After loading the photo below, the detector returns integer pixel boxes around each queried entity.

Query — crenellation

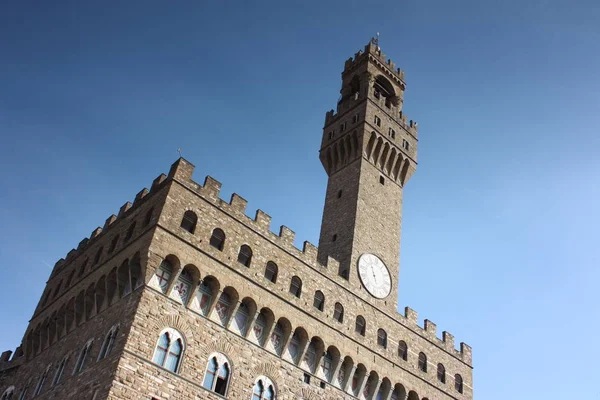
[424,319,437,338]
[77,238,89,250]
[404,307,418,326]
[253,209,272,232]
[278,225,295,245]
[325,255,339,272]
[460,342,472,364]
[90,226,103,239]
[66,249,78,261]
[103,214,117,230]
[168,157,195,181]
[301,241,319,265]
[150,173,167,192]
[442,331,455,352]
[200,176,222,202]
[0,351,11,363]
[134,188,149,204]
[118,201,132,216]
[228,193,248,215]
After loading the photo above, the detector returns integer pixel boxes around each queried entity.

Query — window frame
[152,328,185,374]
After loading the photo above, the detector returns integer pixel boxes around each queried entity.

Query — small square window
[320,381,326,389]
[303,373,311,384]
[332,234,337,242]
[337,190,342,199]
[380,176,385,185]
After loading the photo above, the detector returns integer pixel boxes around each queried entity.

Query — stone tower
[0,41,472,400]
[317,39,419,313]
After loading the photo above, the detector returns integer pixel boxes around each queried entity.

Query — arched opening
[213,287,238,326]
[437,363,446,383]
[152,328,184,373]
[237,245,252,267]
[117,260,132,298]
[192,275,220,316]
[202,353,231,396]
[351,364,367,396]
[289,276,302,298]
[210,228,226,251]
[321,346,340,383]
[313,290,325,311]
[287,327,308,365]
[180,210,197,233]
[95,276,107,312]
[253,308,275,347]
[337,356,354,389]
[355,315,366,336]
[231,297,257,337]
[106,267,118,305]
[391,384,407,400]
[398,340,408,361]
[333,302,344,323]
[455,374,464,393]
[264,261,278,283]
[377,328,387,349]
[418,352,428,372]
[84,283,96,320]
[75,291,85,325]
[171,264,199,306]
[130,253,143,289]
[373,75,397,108]
[269,317,291,356]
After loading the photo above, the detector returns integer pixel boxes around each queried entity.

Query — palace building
[0,41,473,400]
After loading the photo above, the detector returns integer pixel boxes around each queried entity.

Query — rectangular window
[303,373,311,384]
[340,122,347,132]
[380,176,385,185]
[402,139,410,150]
[352,114,359,124]
[328,131,334,140]
[389,128,395,139]
[374,116,381,127]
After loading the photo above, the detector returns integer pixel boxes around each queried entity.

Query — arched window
[455,374,463,393]
[108,235,119,253]
[418,352,427,372]
[437,363,446,383]
[289,276,302,298]
[355,315,366,336]
[398,340,408,361]
[377,329,387,348]
[313,291,325,311]
[1,387,14,400]
[154,260,173,294]
[98,326,119,360]
[73,341,92,375]
[152,329,184,373]
[180,210,197,233]
[251,376,276,400]
[215,292,233,325]
[17,380,30,400]
[237,245,252,267]
[93,247,103,265]
[264,262,278,283]
[52,356,68,385]
[144,207,154,226]
[210,228,226,250]
[124,221,136,242]
[77,260,88,278]
[320,351,333,381]
[202,353,231,396]
[333,302,344,323]
[65,270,75,288]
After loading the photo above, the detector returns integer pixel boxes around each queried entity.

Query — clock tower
[317,40,418,312]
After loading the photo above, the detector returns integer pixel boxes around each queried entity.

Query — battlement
[343,42,406,84]
[0,346,24,373]
[40,158,469,365]
[168,158,470,364]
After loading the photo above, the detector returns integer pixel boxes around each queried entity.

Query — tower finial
[177,148,182,158]
[371,32,380,46]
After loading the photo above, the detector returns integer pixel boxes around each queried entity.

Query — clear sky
[1,1,599,398]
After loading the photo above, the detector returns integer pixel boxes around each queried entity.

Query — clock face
[357,253,392,299]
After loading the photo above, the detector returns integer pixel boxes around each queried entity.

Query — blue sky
[1,1,599,398]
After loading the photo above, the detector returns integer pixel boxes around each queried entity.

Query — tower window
[265,261,278,283]
[355,316,366,336]
[210,228,226,251]
[237,245,252,267]
[144,207,154,226]
[374,116,381,127]
[340,122,347,132]
[377,329,387,348]
[352,113,359,124]
[152,329,184,373]
[333,302,344,323]
[73,341,93,375]
[303,373,311,384]
[455,374,464,393]
[339,268,349,280]
[202,354,231,396]
[402,139,410,151]
[380,176,385,185]
[108,235,119,254]
[332,234,337,242]
[289,276,302,298]
[418,352,428,372]
[124,221,136,242]
[313,290,325,311]
[388,128,396,139]
[398,340,408,361]
[180,210,197,233]
[328,131,334,140]
[337,190,342,198]
[437,363,446,383]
